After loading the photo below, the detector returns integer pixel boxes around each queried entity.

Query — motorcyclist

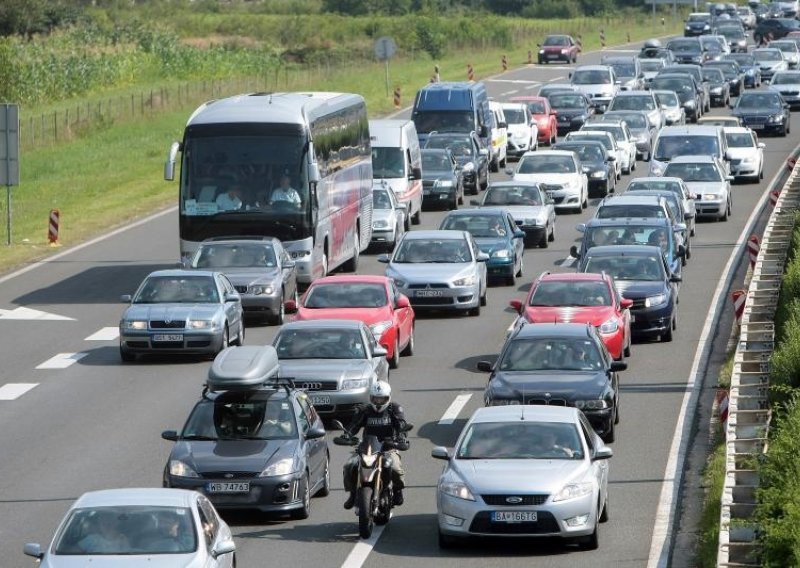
[341,381,409,510]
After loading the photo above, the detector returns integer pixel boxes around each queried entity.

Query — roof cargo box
[207,346,280,391]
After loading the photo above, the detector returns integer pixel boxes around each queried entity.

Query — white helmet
[369,381,391,413]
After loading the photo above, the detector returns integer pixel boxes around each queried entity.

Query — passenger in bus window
[216,185,243,211]
[270,174,301,206]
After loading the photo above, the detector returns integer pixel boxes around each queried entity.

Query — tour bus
[411,81,494,150]
[165,92,373,286]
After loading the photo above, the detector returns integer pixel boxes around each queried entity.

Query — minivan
[369,119,423,227]
[411,81,494,151]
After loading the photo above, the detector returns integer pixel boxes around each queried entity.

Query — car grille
[234,285,249,294]
[482,494,549,506]
[201,471,259,479]
[781,90,800,96]
[408,283,449,289]
[630,298,647,310]
[540,184,563,192]
[729,158,742,166]
[294,381,339,391]
[150,320,186,329]
[422,180,436,190]
[524,398,569,406]
[469,511,560,534]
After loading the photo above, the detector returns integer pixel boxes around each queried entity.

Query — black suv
[424,131,489,194]
[478,322,626,442]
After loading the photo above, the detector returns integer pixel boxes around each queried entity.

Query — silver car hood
[574,84,616,98]
[40,555,205,568]
[453,458,589,494]
[683,181,728,193]
[495,205,549,219]
[508,124,531,138]
[278,359,373,380]
[387,262,474,283]
[221,267,281,286]
[770,83,800,92]
[727,147,759,160]
[123,304,220,321]
[513,172,578,185]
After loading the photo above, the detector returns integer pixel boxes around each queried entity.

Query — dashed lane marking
[0,307,74,321]
[85,327,119,341]
[560,255,576,268]
[0,383,39,400]
[439,394,473,425]
[340,525,385,568]
[36,352,88,370]
[505,89,519,95]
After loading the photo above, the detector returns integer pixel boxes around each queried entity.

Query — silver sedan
[433,405,612,550]
[119,269,244,361]
[470,181,556,248]
[371,182,407,251]
[379,230,488,316]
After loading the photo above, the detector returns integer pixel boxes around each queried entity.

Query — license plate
[309,395,331,406]
[152,334,183,342]
[206,482,249,494]
[423,190,431,195]
[546,54,559,58]
[416,290,444,297]
[491,511,538,523]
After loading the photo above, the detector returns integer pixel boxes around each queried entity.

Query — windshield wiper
[180,434,218,441]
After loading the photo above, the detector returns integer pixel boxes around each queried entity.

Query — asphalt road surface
[0,38,794,568]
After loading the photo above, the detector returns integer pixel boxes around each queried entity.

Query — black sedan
[421,148,464,210]
[730,91,791,136]
[650,74,703,122]
[703,60,745,96]
[479,322,625,443]
[577,245,681,342]
[702,67,731,106]
[425,132,489,194]
[553,140,616,197]
[546,91,595,135]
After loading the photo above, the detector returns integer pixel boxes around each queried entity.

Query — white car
[489,100,509,172]
[663,155,732,221]
[767,70,800,109]
[501,102,538,158]
[24,488,236,567]
[768,40,800,69]
[564,130,623,179]
[607,91,664,131]
[753,48,789,82]
[569,65,619,112]
[510,150,588,212]
[579,121,637,174]
[724,127,765,183]
[652,90,685,126]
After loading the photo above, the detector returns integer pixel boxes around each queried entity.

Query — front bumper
[517,224,547,244]
[729,159,759,177]
[486,257,516,279]
[545,187,583,210]
[776,91,800,108]
[166,471,306,513]
[556,117,586,135]
[399,283,481,312]
[238,292,283,316]
[628,303,673,337]
[371,227,398,246]
[695,197,728,218]
[507,138,533,156]
[422,187,457,207]
[120,330,224,355]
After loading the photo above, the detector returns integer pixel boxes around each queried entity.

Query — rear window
[654,135,720,162]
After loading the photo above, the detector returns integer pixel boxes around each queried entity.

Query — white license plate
[152,334,183,342]
[546,54,559,58]
[309,395,331,406]
[206,482,249,494]
[491,511,538,523]
[416,290,444,297]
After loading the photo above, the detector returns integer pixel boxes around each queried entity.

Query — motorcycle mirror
[331,419,346,431]
[401,423,414,433]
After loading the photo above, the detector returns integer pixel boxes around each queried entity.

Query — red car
[509,272,632,360]
[288,275,414,369]
[510,95,557,146]
[538,34,580,64]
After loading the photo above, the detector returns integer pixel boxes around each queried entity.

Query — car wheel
[317,453,331,497]
[343,232,360,272]
[480,285,487,306]
[600,496,610,522]
[233,319,245,346]
[439,530,459,549]
[579,523,599,550]
[490,156,499,173]
[219,325,230,353]
[389,337,400,369]
[120,345,136,363]
[516,256,524,277]
[291,472,311,520]
[582,189,589,209]
[267,294,285,326]
[401,324,415,356]
[448,193,458,210]
[507,268,517,287]
[602,420,615,444]
[539,230,549,248]
[624,340,631,359]
[662,316,674,342]
[548,222,556,242]
[630,158,636,172]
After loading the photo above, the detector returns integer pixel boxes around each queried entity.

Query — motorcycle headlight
[645,293,668,308]
[188,319,214,329]
[552,481,594,502]
[439,479,476,501]
[598,318,619,333]
[575,399,611,410]
[124,320,147,330]
[462,162,475,172]
[361,454,378,468]
[250,285,274,296]
[491,249,512,258]
[260,457,299,477]
[453,275,476,286]
[369,320,393,338]
[342,378,369,390]
[169,460,200,478]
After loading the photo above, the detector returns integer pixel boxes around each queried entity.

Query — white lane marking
[548,76,565,82]
[505,89,519,95]
[487,79,541,84]
[525,84,538,90]
[36,352,88,370]
[0,207,176,286]
[0,307,74,321]
[0,383,39,400]
[85,327,119,341]
[560,255,576,268]
[340,525,385,568]
[439,394,473,425]
[646,152,790,568]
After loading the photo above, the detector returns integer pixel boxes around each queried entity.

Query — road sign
[0,104,19,187]
[373,37,397,62]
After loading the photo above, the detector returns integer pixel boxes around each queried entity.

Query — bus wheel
[343,232,360,272]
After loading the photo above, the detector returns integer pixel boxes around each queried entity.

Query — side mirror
[396,202,408,211]
[164,141,181,181]
[610,361,628,372]
[477,360,493,372]
[224,292,240,303]
[674,223,687,233]
[305,425,327,439]
[470,199,481,205]
[373,345,388,358]
[396,294,411,309]
[726,175,734,181]
[505,167,514,176]
[285,299,298,313]
[509,299,524,314]
[670,274,683,283]
[431,446,451,461]
[477,252,490,262]
[758,142,766,149]
[377,254,391,263]
[569,245,580,258]
[684,211,693,220]
[678,244,687,257]
[607,155,616,161]
[479,148,489,157]
[120,294,132,303]
[576,223,586,233]
[283,259,296,269]
[161,430,179,441]
[593,446,614,461]
[410,166,422,180]
[621,297,633,309]
[210,539,236,560]
[513,230,526,239]
[499,121,508,129]
[23,544,43,560]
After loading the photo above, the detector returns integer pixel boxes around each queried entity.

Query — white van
[369,119,423,228]
[488,101,509,172]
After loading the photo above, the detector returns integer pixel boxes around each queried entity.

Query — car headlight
[746,69,755,76]
[645,293,668,308]
[561,48,569,54]
[169,460,199,478]
[392,278,407,288]
[369,320,393,338]
[710,87,723,94]
[768,114,785,123]
[703,24,710,30]
[575,399,611,410]
[539,49,545,54]
[439,479,476,501]
[342,378,369,390]
[598,318,619,333]
[590,170,606,179]
[491,249,512,258]
[703,193,720,200]
[250,285,274,296]
[289,250,311,259]
[373,220,389,229]
[582,165,591,173]
[260,456,299,477]
[650,162,666,176]
[552,481,594,502]
[124,320,147,330]
[188,319,214,329]
[683,99,696,108]
[453,275,476,286]
[462,162,475,172]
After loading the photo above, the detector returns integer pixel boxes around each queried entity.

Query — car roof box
[207,346,280,391]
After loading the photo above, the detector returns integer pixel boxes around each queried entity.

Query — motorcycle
[332,420,412,539]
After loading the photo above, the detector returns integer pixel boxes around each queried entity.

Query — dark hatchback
[547,91,595,135]
[162,379,329,518]
[577,245,681,342]
[421,148,464,210]
[730,91,791,136]
[479,322,626,443]
[553,140,616,197]
[724,53,762,88]
[703,60,745,96]
[425,132,489,194]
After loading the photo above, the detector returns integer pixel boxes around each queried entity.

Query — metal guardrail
[716,166,800,567]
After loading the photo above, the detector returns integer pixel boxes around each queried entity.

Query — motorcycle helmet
[369,380,391,413]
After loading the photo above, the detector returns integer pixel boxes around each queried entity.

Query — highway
[0,39,795,567]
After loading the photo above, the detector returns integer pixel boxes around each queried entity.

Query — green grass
[0,15,682,271]
[696,442,728,568]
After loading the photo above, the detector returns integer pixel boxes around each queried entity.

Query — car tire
[516,256,524,277]
[579,523,599,550]
[490,157,499,173]
[480,286,487,306]
[343,232,360,272]
[267,294,285,326]
[233,319,245,346]
[120,345,136,363]
[600,497,610,522]
[219,325,230,353]
[602,420,615,444]
[624,341,631,359]
[507,269,517,287]
[401,324,415,356]
[389,337,400,369]
[662,317,675,343]
[539,230,549,248]
[412,207,422,225]
[548,222,556,242]
[317,454,331,497]
[469,304,481,317]
[291,473,311,520]
[448,193,458,211]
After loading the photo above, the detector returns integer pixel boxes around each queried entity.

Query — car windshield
[585,225,672,250]
[609,63,636,77]
[652,77,693,93]
[441,214,508,238]
[707,63,737,77]
[654,135,720,162]
[770,72,800,84]
[192,243,276,269]
[183,396,298,440]
[275,327,367,359]
[498,337,605,372]
[737,93,783,110]
[688,14,709,22]
[597,204,666,219]
[641,60,665,72]
[544,36,570,46]
[727,54,754,66]
[664,162,723,181]
[503,108,527,124]
[422,152,451,171]
[584,254,665,281]
[304,282,387,308]
[725,132,755,148]
[524,101,547,114]
[586,124,624,139]
[54,506,197,555]
[549,94,585,108]
[373,189,393,210]
[133,275,219,304]
[720,28,745,39]
[611,96,655,111]
[628,180,683,195]
[558,144,602,163]
[529,280,612,307]
[753,50,782,62]
[393,238,472,263]
[566,133,613,150]
[702,69,725,82]
[571,70,612,84]
[608,113,648,128]
[772,42,797,53]
[413,110,473,133]
[668,41,701,53]
[517,155,575,174]
[457,421,584,460]
[654,92,679,107]
[483,185,543,206]
[372,147,405,179]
